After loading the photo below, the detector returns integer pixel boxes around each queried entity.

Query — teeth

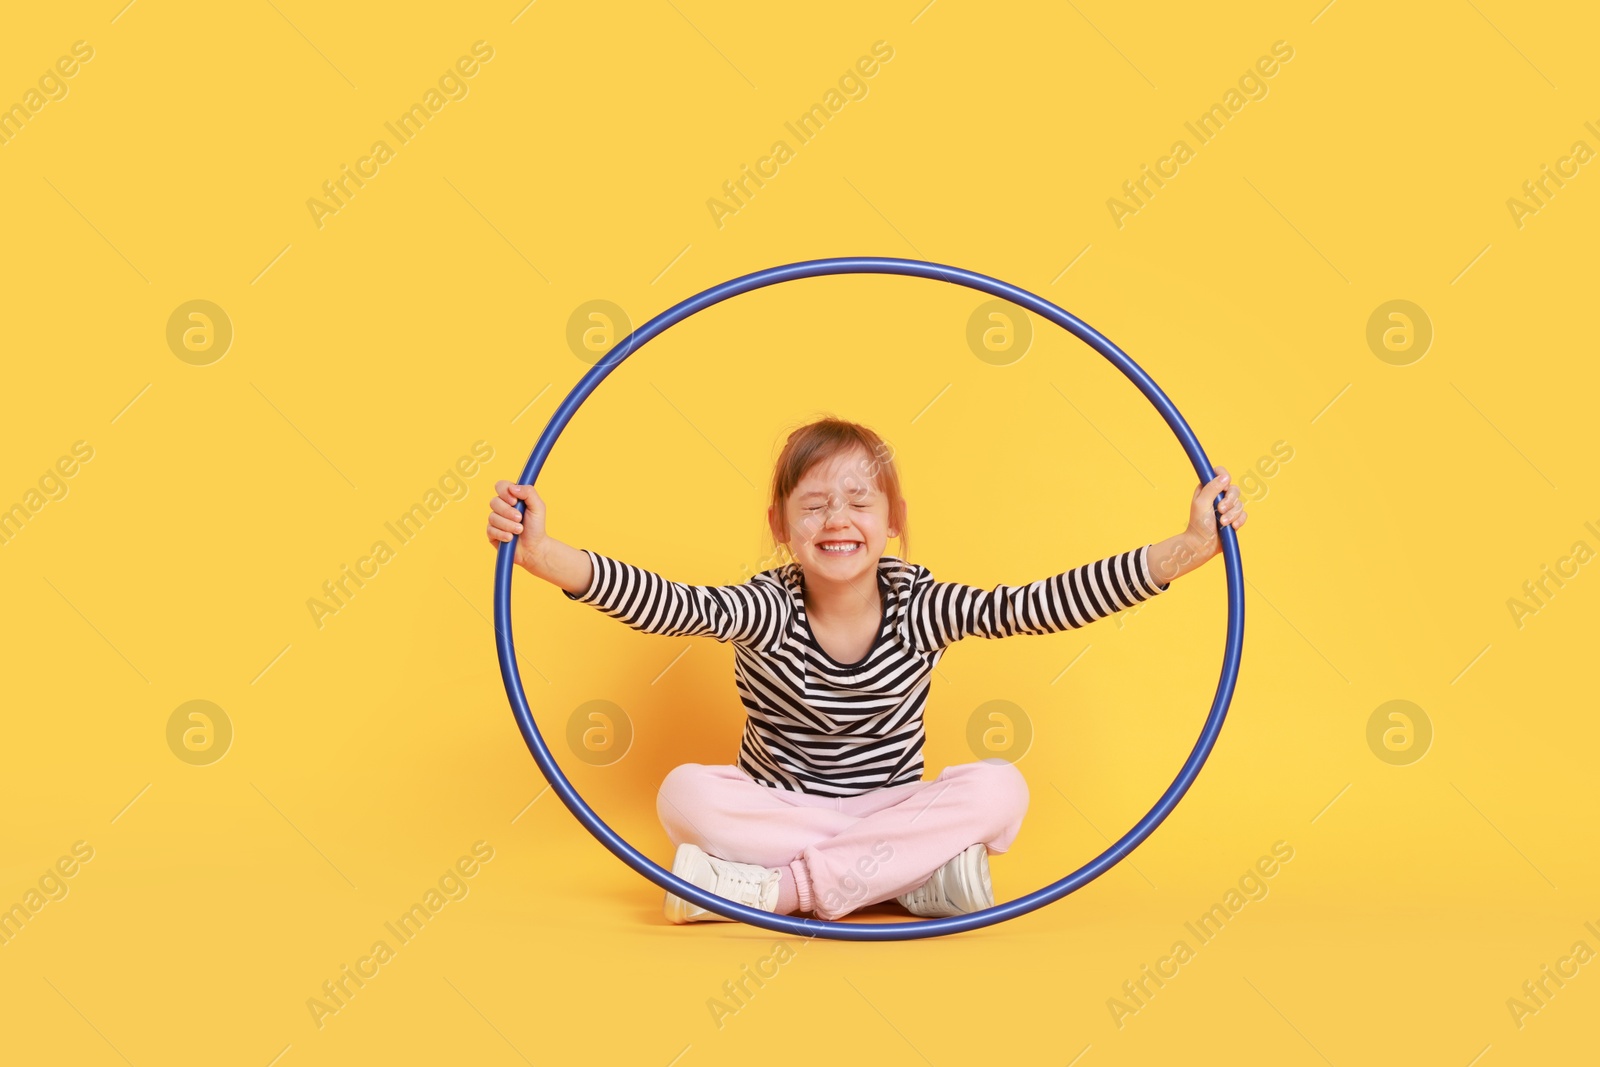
[820,542,860,553]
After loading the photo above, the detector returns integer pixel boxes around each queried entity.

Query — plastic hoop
[494,256,1244,941]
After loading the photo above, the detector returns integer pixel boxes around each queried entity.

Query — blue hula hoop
[494,256,1244,941]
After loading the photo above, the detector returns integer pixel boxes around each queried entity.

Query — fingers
[489,479,533,549]
[488,512,523,536]
[487,518,513,545]
[1194,467,1248,531]
[1217,491,1246,529]
[494,480,537,504]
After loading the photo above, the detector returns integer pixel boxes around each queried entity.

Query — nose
[821,500,853,528]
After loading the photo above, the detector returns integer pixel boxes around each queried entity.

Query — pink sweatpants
[656,760,1029,921]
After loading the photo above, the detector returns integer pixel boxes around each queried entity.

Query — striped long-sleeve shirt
[563,546,1172,797]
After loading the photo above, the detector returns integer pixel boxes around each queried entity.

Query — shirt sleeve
[561,547,789,647]
[906,544,1172,651]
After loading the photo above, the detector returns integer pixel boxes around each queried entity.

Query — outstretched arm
[555,546,787,645]
[486,480,785,645]
[487,480,591,589]
[905,468,1248,651]
[907,543,1173,650]
[528,534,594,596]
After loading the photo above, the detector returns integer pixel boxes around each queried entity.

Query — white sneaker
[663,843,783,924]
[896,843,993,917]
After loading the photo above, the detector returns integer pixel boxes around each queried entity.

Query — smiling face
[769,446,901,584]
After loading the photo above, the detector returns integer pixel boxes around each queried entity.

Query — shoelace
[713,862,772,898]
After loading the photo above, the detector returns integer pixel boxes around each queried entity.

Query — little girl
[486,416,1245,923]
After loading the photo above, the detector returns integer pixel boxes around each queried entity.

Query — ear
[890,496,906,539]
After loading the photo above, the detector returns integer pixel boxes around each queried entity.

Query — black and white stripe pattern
[564,545,1171,796]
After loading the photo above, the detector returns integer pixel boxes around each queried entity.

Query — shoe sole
[663,842,718,924]
[901,844,993,917]
[966,844,994,910]
[941,843,994,915]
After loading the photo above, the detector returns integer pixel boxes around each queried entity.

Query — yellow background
[2,1,1595,1063]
